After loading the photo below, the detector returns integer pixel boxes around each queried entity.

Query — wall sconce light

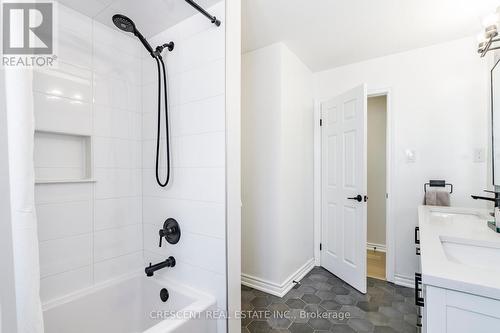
[478,7,500,57]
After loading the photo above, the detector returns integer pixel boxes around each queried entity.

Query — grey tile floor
[241,267,417,333]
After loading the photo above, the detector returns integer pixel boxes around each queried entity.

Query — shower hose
[154,56,170,187]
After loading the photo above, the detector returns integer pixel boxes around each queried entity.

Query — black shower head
[112,14,135,33]
[112,14,155,57]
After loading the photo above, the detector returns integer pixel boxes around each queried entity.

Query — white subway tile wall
[34,5,143,303]
[33,4,227,333]
[141,3,226,333]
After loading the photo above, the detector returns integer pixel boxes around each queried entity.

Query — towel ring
[424,180,453,194]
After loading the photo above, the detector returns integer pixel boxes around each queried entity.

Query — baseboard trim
[241,258,315,297]
[394,274,414,288]
[366,242,386,253]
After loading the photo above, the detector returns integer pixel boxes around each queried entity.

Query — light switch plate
[405,149,416,163]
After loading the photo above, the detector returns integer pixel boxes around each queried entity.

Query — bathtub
[43,273,217,333]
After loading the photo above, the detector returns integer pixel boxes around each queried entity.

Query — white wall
[280,45,315,282]
[34,5,143,303]
[140,3,227,332]
[242,43,314,291]
[367,96,387,248]
[242,44,283,285]
[314,36,489,281]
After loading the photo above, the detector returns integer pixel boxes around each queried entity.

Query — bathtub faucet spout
[145,256,176,277]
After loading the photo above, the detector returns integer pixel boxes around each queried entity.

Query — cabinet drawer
[425,286,500,333]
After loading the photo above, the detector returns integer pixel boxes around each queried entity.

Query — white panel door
[320,84,367,293]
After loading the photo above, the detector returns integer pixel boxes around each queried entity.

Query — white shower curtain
[4,67,44,333]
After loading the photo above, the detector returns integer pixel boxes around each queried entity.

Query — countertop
[418,205,500,300]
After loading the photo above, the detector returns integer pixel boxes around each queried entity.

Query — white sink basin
[429,210,485,224]
[430,211,481,218]
[419,205,500,300]
[440,236,500,273]
[428,209,490,233]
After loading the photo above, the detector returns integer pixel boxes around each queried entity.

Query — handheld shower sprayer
[112,14,174,187]
[112,14,154,56]
[112,14,175,58]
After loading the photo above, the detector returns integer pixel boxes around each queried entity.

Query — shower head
[112,14,135,33]
[112,14,155,57]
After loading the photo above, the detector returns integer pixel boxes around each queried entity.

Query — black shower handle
[158,225,178,247]
[158,218,181,247]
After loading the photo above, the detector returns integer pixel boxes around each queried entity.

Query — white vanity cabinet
[424,285,500,333]
[417,206,500,333]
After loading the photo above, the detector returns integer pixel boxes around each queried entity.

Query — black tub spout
[145,256,176,277]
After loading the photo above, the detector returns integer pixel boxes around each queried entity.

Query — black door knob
[347,195,363,202]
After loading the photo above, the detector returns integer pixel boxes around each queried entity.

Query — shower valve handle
[158,218,181,247]
[158,227,177,247]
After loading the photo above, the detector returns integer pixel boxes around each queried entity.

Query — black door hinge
[320,243,322,251]
[319,119,323,126]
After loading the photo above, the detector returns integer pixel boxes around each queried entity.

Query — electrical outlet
[473,148,485,163]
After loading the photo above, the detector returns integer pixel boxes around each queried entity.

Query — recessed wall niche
[34,131,92,183]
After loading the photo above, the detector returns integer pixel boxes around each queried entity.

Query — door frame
[225,0,242,331]
[314,87,395,283]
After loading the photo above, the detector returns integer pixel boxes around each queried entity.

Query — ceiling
[56,0,221,38]
[243,0,500,72]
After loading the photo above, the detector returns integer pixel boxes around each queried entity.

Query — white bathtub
[43,273,217,333]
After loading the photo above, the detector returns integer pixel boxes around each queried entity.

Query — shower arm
[153,42,175,58]
[184,0,221,26]
[137,33,174,59]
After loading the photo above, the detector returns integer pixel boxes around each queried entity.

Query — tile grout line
[143,250,226,278]
[142,222,225,240]
[40,250,144,281]
[39,222,144,244]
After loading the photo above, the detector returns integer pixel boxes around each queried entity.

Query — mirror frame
[491,58,500,186]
